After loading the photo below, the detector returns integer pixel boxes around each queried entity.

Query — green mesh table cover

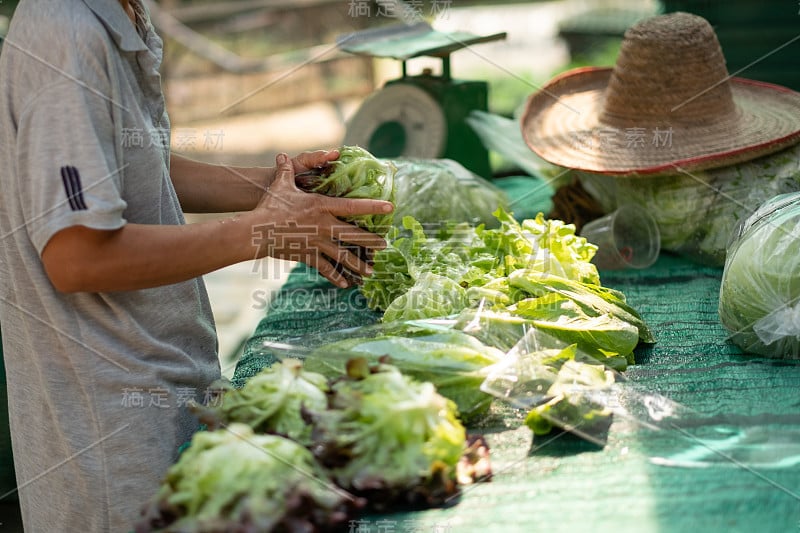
[233,254,800,533]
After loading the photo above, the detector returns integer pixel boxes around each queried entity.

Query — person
[0,0,392,530]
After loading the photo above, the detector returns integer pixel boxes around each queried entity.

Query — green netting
[232,267,381,387]
[232,254,800,533]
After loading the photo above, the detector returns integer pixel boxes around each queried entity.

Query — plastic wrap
[390,157,510,228]
[481,326,800,464]
[253,277,652,429]
[253,316,507,425]
[576,142,800,266]
[719,191,800,358]
[480,328,619,444]
[244,307,800,465]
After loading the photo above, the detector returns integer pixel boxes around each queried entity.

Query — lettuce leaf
[190,360,328,445]
[310,360,466,500]
[303,329,504,423]
[136,425,355,532]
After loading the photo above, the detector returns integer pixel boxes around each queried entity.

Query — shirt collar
[81,0,149,52]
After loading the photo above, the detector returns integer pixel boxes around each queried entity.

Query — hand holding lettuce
[295,145,396,236]
[295,146,512,235]
[290,146,653,442]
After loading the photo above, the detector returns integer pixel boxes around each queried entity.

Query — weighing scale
[337,22,506,179]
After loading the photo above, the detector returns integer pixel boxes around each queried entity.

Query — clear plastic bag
[390,158,510,228]
[480,328,619,444]
[719,191,800,358]
[250,306,800,464]
[253,314,508,425]
[576,143,800,266]
[480,326,800,464]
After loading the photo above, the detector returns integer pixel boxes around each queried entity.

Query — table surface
[234,254,800,533]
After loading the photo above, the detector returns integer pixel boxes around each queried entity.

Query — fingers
[321,196,394,218]
[304,244,368,288]
[305,254,348,288]
[263,151,391,287]
[329,221,387,250]
[273,153,295,183]
[293,149,340,172]
[313,234,374,274]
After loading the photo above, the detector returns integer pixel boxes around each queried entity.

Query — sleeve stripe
[60,166,88,211]
[59,166,78,211]
[67,166,88,211]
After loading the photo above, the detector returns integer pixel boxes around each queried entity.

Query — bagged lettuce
[480,328,616,444]
[576,143,800,266]
[296,323,505,424]
[719,191,800,358]
[390,158,510,228]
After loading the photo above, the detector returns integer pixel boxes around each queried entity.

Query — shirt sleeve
[16,79,128,255]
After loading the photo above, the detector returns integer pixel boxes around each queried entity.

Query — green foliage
[312,361,466,494]
[310,145,396,235]
[304,326,505,423]
[136,425,352,532]
[191,360,328,445]
[362,207,606,323]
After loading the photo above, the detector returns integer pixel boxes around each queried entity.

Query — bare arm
[41,154,392,292]
[41,218,255,293]
[169,150,339,213]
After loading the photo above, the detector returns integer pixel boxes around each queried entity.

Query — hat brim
[522,67,800,177]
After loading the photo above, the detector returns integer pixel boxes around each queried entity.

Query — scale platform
[337,21,506,62]
[337,23,507,179]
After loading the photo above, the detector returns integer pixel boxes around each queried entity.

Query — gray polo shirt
[0,1,220,530]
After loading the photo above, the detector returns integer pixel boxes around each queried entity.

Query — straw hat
[521,12,800,176]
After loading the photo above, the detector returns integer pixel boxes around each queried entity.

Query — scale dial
[344,84,447,159]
